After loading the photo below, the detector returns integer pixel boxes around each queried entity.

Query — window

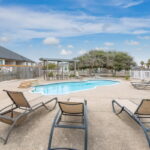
[0,60,4,65]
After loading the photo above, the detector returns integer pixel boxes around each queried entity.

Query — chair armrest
[44,97,58,105]
[31,102,43,110]
[0,114,14,121]
[0,104,15,113]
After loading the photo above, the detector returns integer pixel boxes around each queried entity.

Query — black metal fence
[0,66,42,82]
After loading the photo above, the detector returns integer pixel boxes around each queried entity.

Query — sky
[0,0,150,64]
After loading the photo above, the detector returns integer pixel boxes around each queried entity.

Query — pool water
[32,80,119,95]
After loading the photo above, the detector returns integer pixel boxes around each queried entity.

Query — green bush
[125,75,130,80]
[48,72,53,77]
[69,74,75,78]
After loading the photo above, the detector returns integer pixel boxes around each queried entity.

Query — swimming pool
[32,80,119,95]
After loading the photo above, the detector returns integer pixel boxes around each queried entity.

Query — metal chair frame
[112,99,150,147]
[0,90,58,144]
[48,100,88,150]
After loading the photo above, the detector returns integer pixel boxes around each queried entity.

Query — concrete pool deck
[0,78,150,150]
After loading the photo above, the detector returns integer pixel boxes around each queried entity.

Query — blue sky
[0,0,150,64]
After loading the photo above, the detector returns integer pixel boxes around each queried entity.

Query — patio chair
[131,81,150,89]
[112,99,150,147]
[0,90,58,144]
[48,99,88,150]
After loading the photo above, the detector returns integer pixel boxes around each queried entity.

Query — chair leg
[84,101,88,150]
[43,98,58,112]
[1,113,28,144]
[1,121,17,144]
[143,128,150,147]
[47,124,55,150]
[48,111,60,150]
[43,103,50,111]
[133,115,150,147]
[84,125,88,150]
[112,100,124,115]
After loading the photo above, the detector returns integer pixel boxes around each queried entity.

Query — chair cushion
[59,101,84,114]
[136,99,150,115]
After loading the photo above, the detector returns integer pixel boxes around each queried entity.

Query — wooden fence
[0,65,42,82]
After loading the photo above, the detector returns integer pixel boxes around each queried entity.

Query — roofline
[39,58,78,62]
[0,45,35,63]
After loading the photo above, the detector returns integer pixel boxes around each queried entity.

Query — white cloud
[94,47,105,51]
[60,49,72,55]
[95,47,101,50]
[70,0,144,9]
[0,6,150,42]
[58,44,62,48]
[138,36,150,40]
[78,50,87,55]
[125,40,140,45]
[0,36,9,42]
[122,0,144,8]
[109,0,144,8]
[104,42,114,46]
[132,30,149,34]
[43,37,59,45]
[94,46,114,51]
[67,45,74,48]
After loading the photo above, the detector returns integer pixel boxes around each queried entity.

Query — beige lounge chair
[0,90,58,144]
[112,99,150,147]
[131,81,150,89]
[48,99,88,150]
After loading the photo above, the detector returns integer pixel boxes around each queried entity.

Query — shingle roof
[0,46,34,62]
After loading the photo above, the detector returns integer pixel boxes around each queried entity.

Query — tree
[75,50,136,73]
[47,63,57,70]
[113,52,135,73]
[43,63,57,70]
[140,61,145,68]
[146,59,150,69]
[76,50,107,70]
[106,51,115,70]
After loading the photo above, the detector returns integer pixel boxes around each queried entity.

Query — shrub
[69,74,75,78]
[125,75,130,80]
[48,72,53,77]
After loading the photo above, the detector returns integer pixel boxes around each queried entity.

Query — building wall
[16,61,26,65]
[0,59,34,66]
[16,61,35,66]
[5,60,16,65]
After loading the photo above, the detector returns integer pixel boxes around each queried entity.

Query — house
[0,45,34,66]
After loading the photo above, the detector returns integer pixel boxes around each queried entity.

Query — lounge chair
[0,90,58,144]
[48,98,88,150]
[131,81,150,89]
[112,99,150,147]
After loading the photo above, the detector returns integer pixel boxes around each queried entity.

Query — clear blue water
[32,80,119,95]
